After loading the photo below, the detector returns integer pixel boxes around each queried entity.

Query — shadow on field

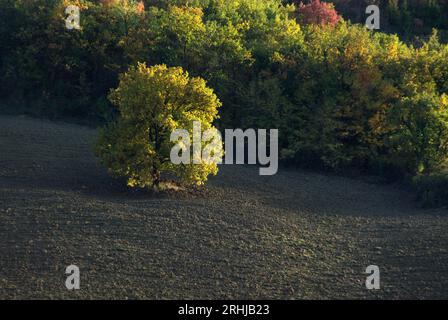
[1,115,448,299]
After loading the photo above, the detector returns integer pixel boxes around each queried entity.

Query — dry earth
[0,115,447,299]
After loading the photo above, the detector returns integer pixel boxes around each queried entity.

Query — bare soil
[1,115,447,299]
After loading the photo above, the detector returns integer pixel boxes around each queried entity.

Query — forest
[1,0,448,206]
[329,0,448,40]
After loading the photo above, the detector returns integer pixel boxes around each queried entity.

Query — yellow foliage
[96,63,222,189]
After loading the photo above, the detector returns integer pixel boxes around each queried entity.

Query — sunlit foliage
[1,0,448,191]
[95,63,221,188]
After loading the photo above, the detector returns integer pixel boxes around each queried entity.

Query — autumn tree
[95,63,222,189]
[295,0,341,27]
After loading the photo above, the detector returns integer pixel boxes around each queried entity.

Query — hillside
[1,115,447,299]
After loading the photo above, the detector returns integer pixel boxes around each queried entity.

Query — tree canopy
[1,0,448,192]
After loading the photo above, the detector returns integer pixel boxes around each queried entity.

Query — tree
[295,0,341,27]
[387,91,448,175]
[95,63,222,189]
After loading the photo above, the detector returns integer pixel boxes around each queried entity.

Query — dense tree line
[0,0,447,202]
[323,0,448,41]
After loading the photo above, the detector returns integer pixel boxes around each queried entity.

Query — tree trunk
[152,166,160,189]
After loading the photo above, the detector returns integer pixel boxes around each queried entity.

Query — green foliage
[322,0,448,41]
[1,0,448,197]
[0,0,143,119]
[95,63,221,188]
[387,92,448,175]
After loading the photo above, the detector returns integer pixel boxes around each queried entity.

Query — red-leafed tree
[295,0,341,27]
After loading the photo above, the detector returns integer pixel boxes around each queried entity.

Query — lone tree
[95,63,222,189]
